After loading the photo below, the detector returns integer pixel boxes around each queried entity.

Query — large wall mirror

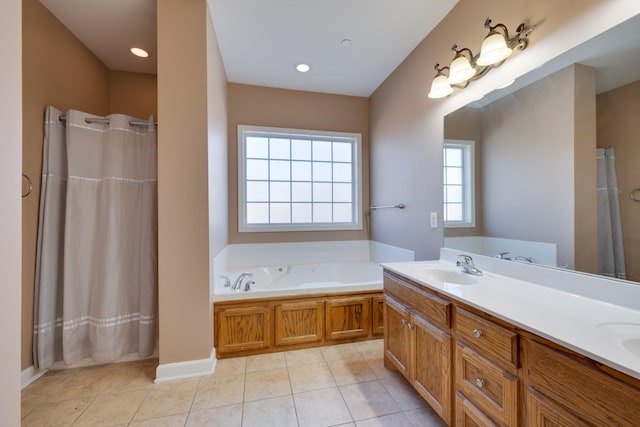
[443,13,640,284]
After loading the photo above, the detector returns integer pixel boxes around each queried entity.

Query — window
[443,140,475,228]
[238,125,362,232]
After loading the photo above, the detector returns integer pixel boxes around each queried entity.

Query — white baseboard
[21,365,47,390]
[154,348,217,383]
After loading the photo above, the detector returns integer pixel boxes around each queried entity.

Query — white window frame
[443,139,476,228]
[238,125,363,232]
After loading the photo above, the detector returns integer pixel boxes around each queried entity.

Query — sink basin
[597,323,640,357]
[418,268,479,285]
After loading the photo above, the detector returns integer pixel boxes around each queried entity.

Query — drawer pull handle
[475,378,485,388]
[407,323,414,330]
[473,329,483,338]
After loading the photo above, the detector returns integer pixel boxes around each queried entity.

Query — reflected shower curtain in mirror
[33,106,157,369]
[596,147,626,279]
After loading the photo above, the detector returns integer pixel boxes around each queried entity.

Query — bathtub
[212,240,414,302]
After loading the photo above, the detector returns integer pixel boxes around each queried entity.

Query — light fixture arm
[484,18,530,51]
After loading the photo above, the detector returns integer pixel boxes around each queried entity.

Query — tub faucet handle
[244,280,254,292]
[220,275,231,287]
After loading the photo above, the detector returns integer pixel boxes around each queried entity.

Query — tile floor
[21,339,446,426]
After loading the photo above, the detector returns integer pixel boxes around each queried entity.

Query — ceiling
[39,0,458,97]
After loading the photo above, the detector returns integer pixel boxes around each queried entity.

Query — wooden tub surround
[383,270,640,426]
[213,290,384,358]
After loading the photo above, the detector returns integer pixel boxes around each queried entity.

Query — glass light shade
[477,31,512,66]
[448,55,477,85]
[428,74,454,99]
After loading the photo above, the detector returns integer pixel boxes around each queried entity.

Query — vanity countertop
[381,260,640,381]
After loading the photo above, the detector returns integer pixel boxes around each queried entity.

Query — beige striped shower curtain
[33,106,157,369]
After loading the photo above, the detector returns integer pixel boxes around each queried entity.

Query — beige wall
[21,0,158,369]
[227,83,370,244]
[597,79,640,281]
[157,0,213,364]
[1,0,23,422]
[479,65,596,270]
[110,70,158,119]
[370,0,639,260]
[207,4,229,261]
[443,107,484,237]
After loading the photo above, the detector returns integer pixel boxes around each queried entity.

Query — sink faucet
[514,255,533,263]
[232,272,253,291]
[456,255,483,276]
[495,251,511,260]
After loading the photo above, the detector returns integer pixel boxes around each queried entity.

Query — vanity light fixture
[427,17,531,99]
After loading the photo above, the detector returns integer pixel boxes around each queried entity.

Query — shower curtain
[596,147,626,279]
[33,106,157,369]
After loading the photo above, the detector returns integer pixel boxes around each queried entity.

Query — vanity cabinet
[383,267,640,427]
[383,272,453,424]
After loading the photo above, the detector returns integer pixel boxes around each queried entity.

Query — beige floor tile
[244,368,291,402]
[321,343,363,361]
[364,356,395,379]
[129,413,189,427]
[133,378,200,421]
[284,347,325,367]
[293,387,353,427]
[332,424,356,427]
[105,364,156,392]
[214,357,246,377]
[48,366,119,402]
[245,352,286,373]
[328,359,378,386]
[73,388,148,426]
[21,375,68,406]
[380,374,426,411]
[403,407,447,427]
[21,396,93,427]
[352,339,384,358]
[340,380,401,421]
[288,361,336,393]
[242,395,298,427]
[186,404,243,427]
[355,412,413,427]
[192,374,245,410]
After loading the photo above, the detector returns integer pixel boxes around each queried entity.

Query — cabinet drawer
[456,343,518,426]
[456,308,518,370]
[522,338,640,426]
[384,272,451,330]
[455,392,498,427]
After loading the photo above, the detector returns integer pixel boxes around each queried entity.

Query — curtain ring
[22,173,32,198]
[630,188,640,203]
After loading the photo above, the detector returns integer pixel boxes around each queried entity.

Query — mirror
[443,13,640,284]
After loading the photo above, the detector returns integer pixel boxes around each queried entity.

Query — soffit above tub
[208,0,459,97]
[39,0,157,75]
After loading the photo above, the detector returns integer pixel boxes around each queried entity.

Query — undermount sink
[597,323,640,357]
[418,268,479,285]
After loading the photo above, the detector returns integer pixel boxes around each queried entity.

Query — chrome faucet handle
[244,280,255,292]
[219,275,231,287]
[456,254,473,265]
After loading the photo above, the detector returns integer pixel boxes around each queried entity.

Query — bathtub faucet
[233,272,253,291]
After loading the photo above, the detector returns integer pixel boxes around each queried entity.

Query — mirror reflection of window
[443,140,475,228]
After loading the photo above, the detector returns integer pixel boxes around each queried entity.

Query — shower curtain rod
[58,114,157,128]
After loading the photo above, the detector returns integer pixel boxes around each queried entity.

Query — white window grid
[443,140,475,228]
[238,125,362,232]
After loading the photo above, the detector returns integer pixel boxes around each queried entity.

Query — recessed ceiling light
[341,39,352,47]
[295,63,311,73]
[130,47,150,58]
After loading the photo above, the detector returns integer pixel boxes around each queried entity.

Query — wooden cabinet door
[216,305,271,354]
[325,295,371,340]
[455,392,498,427]
[411,313,452,425]
[383,296,411,378]
[525,389,588,427]
[275,300,324,346]
[372,294,385,336]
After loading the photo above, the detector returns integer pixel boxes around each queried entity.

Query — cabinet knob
[402,318,407,325]
[473,329,483,338]
[407,323,414,330]
[475,378,485,388]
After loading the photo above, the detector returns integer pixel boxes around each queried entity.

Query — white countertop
[381,260,640,381]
